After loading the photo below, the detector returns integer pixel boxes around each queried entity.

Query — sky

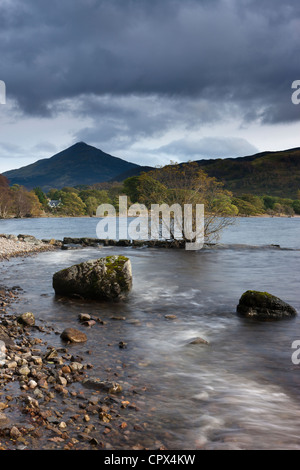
[0,0,299,173]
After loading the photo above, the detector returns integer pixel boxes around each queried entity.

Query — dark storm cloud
[0,0,299,123]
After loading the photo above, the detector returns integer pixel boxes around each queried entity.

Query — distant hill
[194,147,300,198]
[3,142,300,198]
[3,142,142,191]
[110,165,153,182]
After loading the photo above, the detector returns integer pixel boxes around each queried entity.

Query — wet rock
[81,320,96,328]
[18,234,37,243]
[79,313,91,322]
[52,256,132,301]
[0,325,14,347]
[60,328,87,343]
[32,356,43,365]
[165,315,177,320]
[44,348,58,361]
[28,380,38,389]
[18,365,30,376]
[237,291,297,320]
[82,378,123,394]
[0,412,10,428]
[10,426,22,439]
[188,337,209,345]
[6,361,18,369]
[17,312,35,327]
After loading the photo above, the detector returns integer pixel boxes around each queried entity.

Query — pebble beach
[0,234,56,260]
[0,234,154,450]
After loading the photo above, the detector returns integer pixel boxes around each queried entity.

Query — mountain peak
[3,143,142,191]
[73,141,88,147]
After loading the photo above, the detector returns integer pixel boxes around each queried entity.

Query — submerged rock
[82,378,123,394]
[52,255,132,301]
[188,337,209,345]
[237,290,297,320]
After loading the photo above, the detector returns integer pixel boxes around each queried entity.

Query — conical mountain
[3,142,141,191]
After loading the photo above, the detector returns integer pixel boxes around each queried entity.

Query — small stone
[32,356,43,365]
[59,422,67,430]
[6,361,17,369]
[165,315,177,320]
[0,412,9,427]
[17,312,35,327]
[18,365,30,376]
[70,362,83,371]
[10,426,22,439]
[44,348,58,361]
[54,385,68,395]
[99,412,112,423]
[58,377,67,387]
[60,328,87,343]
[82,320,96,328]
[79,314,91,322]
[28,380,38,389]
[38,378,48,389]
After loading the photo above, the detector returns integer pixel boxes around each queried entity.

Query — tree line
[1,163,300,219]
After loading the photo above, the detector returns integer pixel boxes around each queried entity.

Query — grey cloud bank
[0,0,299,170]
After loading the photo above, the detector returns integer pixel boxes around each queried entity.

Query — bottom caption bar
[101,451,199,467]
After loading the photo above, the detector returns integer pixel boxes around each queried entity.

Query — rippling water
[1,217,300,449]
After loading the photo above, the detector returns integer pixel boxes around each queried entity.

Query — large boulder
[53,255,132,301]
[237,291,297,320]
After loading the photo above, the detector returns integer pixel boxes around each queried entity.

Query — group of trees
[1,161,300,225]
[232,194,300,216]
[0,175,42,218]
[33,184,123,217]
[123,166,300,218]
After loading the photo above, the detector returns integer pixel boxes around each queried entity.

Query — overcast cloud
[0,0,299,170]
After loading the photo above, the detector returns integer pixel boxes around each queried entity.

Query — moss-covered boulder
[237,290,297,320]
[53,255,132,301]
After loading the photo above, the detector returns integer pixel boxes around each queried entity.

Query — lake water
[1,216,300,449]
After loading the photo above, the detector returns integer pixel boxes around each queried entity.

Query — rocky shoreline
[0,234,58,261]
[0,284,158,450]
[0,233,173,450]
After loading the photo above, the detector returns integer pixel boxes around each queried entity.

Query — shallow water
[1,217,300,449]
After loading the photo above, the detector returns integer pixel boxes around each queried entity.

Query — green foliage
[79,189,110,205]
[59,192,86,216]
[34,187,48,207]
[292,200,300,215]
[232,198,260,216]
[123,176,141,203]
[85,197,99,216]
